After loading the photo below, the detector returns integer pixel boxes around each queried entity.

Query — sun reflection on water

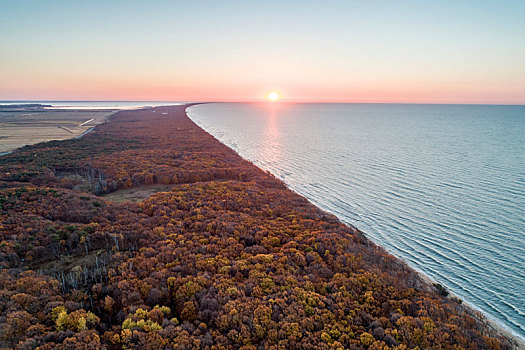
[260,102,284,168]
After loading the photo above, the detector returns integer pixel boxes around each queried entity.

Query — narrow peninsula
[0,105,516,349]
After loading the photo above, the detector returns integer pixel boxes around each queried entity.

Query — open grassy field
[0,108,115,153]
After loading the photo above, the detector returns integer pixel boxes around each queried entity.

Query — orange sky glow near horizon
[1,1,524,104]
[4,76,523,104]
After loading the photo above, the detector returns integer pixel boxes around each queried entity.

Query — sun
[267,91,280,101]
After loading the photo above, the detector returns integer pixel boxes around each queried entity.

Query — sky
[1,0,524,103]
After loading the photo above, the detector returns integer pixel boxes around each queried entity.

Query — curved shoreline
[0,104,520,348]
[185,104,525,347]
[3,103,522,345]
[296,194,525,345]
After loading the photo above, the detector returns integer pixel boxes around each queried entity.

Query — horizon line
[1,99,524,106]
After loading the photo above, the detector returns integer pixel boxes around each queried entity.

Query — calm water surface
[188,103,525,341]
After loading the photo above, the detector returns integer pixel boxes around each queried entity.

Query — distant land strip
[0,108,114,154]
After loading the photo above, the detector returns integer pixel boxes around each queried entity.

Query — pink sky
[1,1,524,104]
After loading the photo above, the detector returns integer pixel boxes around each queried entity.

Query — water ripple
[188,103,525,341]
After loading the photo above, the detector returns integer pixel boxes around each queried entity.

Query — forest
[0,104,515,349]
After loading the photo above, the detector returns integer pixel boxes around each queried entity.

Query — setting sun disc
[267,91,280,101]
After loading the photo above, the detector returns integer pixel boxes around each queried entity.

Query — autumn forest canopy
[0,105,515,349]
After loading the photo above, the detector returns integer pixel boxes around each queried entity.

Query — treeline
[0,105,514,349]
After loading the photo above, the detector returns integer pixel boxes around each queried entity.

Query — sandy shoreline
[325,210,525,347]
[409,262,524,348]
